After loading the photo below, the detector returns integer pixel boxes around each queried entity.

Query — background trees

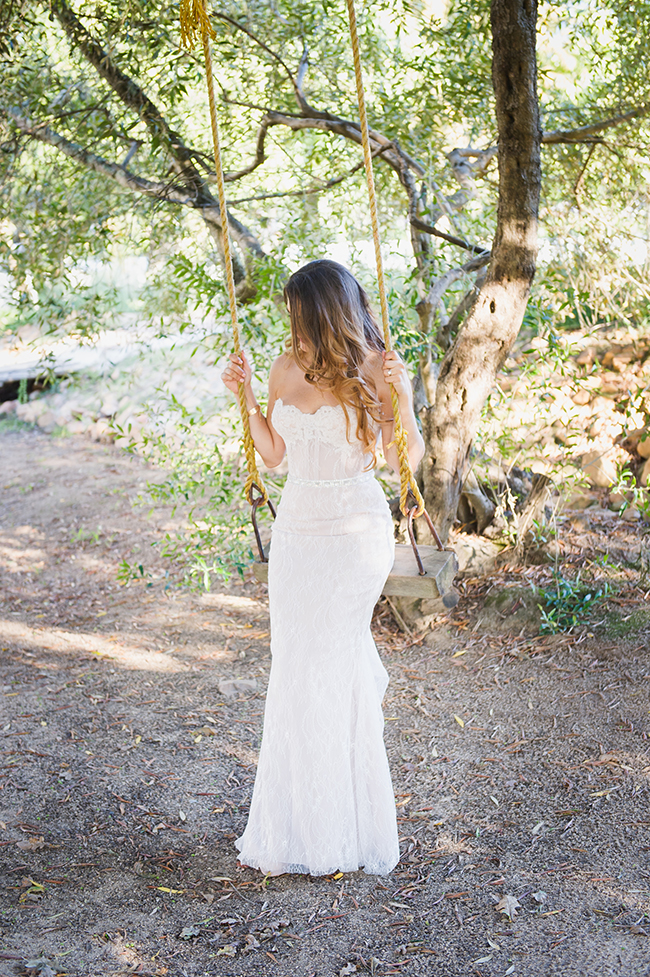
[2,0,650,560]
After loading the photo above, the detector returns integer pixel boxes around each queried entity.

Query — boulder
[452,534,501,574]
[0,400,16,414]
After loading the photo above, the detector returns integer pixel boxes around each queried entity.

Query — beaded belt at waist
[286,471,375,487]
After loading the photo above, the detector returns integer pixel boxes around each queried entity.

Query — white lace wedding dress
[235,399,400,876]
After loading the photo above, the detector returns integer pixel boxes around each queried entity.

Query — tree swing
[179,0,458,609]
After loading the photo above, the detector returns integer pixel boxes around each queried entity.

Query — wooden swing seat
[252,543,458,607]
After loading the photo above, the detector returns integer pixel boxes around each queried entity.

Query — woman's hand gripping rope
[381,350,410,397]
[222,350,253,395]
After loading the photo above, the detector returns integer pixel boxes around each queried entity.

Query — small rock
[612,353,635,372]
[571,388,591,406]
[25,959,56,977]
[588,395,615,416]
[581,449,617,488]
[564,490,598,511]
[641,459,650,487]
[196,725,217,736]
[622,505,641,522]
[600,378,623,394]
[218,678,257,698]
[16,401,41,423]
[87,418,113,443]
[36,410,57,432]
[0,399,17,414]
[544,539,562,559]
[576,346,597,367]
[608,491,627,511]
[100,394,119,416]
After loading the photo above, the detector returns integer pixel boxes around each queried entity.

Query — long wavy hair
[283,259,386,459]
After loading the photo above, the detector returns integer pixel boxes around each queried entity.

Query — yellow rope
[344,0,424,518]
[179,0,267,506]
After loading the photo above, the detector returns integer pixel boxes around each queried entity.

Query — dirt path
[1,424,649,977]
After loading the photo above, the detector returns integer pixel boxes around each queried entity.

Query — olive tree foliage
[2,0,650,548]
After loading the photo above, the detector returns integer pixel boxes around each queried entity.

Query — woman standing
[221,259,424,876]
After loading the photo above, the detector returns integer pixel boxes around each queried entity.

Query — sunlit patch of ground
[0,619,187,672]
[0,527,47,573]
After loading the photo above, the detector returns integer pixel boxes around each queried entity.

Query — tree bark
[420,0,541,542]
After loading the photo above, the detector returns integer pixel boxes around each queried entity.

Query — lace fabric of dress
[235,399,399,876]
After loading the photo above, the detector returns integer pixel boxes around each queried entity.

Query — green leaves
[537,571,609,634]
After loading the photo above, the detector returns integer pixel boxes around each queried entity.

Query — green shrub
[537,571,609,634]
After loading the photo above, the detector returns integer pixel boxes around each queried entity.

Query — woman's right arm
[221,351,286,468]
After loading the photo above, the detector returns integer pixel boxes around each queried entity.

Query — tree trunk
[420,0,541,542]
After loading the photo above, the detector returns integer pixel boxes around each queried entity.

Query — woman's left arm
[376,350,425,473]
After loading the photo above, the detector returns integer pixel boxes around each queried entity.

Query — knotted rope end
[179,0,215,49]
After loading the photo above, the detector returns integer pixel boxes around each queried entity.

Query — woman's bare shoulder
[269,351,298,399]
[269,352,293,378]
[272,351,297,369]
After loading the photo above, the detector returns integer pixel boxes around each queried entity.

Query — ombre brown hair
[283,259,385,458]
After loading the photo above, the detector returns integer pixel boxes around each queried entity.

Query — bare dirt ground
[1,422,650,977]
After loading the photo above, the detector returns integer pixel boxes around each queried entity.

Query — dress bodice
[271,399,375,481]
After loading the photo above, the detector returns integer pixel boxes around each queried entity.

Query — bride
[221,259,424,876]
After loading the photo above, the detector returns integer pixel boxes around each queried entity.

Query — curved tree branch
[5,109,264,297]
[6,109,195,204]
[415,252,491,402]
[410,217,490,255]
[226,150,385,205]
[542,103,650,144]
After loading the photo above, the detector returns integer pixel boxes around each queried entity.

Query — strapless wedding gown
[235,399,399,876]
